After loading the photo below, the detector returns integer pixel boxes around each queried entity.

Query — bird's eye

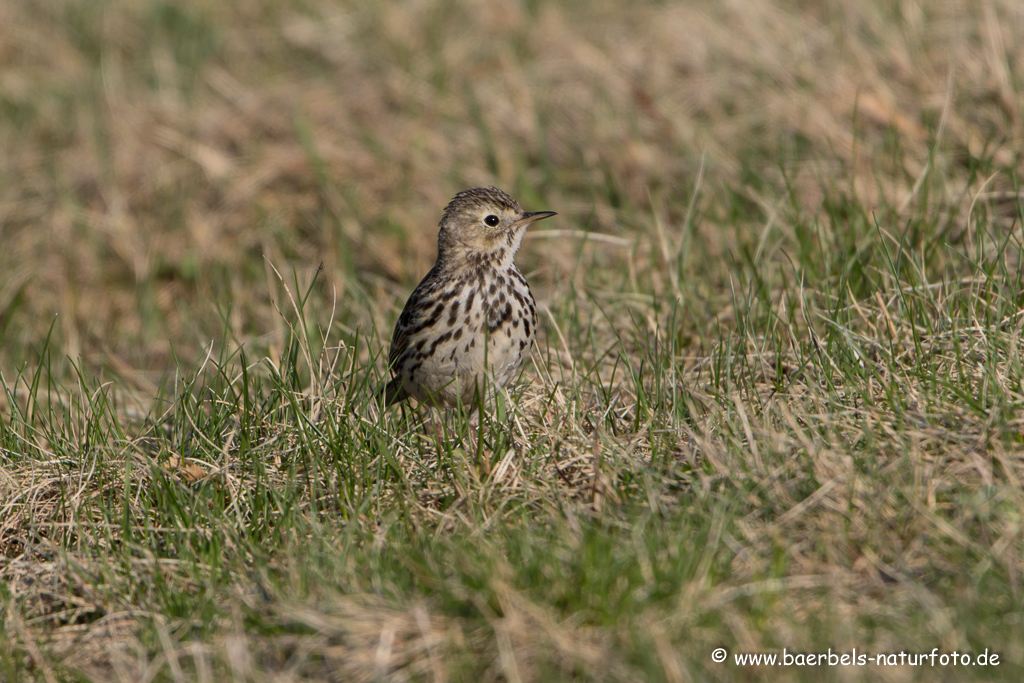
[484,214,500,227]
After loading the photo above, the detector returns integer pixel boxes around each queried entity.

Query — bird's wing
[387,317,410,371]
[387,268,438,370]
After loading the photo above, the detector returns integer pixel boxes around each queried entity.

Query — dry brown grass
[1,0,1019,367]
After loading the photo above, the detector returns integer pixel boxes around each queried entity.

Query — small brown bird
[384,187,555,409]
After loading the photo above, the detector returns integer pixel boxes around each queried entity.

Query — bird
[383,187,555,411]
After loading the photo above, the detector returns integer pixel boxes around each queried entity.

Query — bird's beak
[515,211,556,228]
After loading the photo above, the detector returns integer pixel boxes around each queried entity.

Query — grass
[1,0,1023,680]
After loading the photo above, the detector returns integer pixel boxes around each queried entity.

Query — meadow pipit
[384,187,555,410]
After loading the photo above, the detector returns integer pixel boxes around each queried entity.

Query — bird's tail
[379,378,405,406]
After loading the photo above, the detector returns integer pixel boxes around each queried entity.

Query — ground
[1,0,1022,681]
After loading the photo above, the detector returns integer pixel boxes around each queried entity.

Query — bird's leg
[429,406,445,454]
[468,409,489,476]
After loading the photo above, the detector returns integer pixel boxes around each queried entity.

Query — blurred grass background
[1,0,1023,680]
[5,0,1016,376]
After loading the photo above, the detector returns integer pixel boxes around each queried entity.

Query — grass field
[1,0,1023,680]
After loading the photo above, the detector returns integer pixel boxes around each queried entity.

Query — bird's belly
[409,318,534,406]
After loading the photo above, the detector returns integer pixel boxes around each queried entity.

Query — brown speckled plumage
[384,187,555,408]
